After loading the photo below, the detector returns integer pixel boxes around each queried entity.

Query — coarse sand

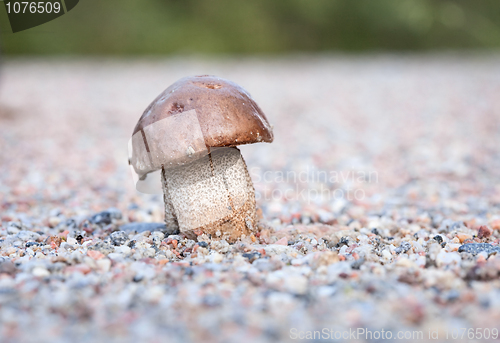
[1,55,500,342]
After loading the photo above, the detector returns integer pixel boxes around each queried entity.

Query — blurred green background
[1,0,500,55]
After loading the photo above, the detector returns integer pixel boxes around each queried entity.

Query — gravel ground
[1,55,500,342]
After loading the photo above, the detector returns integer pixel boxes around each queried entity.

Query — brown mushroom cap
[133,75,273,147]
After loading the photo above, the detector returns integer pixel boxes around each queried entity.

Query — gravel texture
[1,55,500,342]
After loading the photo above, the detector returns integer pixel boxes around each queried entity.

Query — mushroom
[129,75,273,241]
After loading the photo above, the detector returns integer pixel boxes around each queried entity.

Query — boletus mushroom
[129,75,273,241]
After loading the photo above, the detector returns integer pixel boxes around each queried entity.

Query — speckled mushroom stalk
[131,75,273,242]
[161,147,256,241]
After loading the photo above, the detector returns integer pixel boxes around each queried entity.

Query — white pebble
[32,267,50,277]
[96,258,111,272]
[436,251,461,267]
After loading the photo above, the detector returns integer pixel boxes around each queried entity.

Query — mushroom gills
[161,147,256,241]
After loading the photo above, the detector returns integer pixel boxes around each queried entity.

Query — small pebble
[110,231,129,246]
[32,267,50,277]
[90,208,123,225]
[458,243,500,256]
[433,235,443,244]
[395,242,412,254]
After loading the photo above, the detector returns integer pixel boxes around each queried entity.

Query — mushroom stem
[161,147,256,241]
[161,165,179,231]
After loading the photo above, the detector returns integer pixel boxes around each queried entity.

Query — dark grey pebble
[197,241,208,248]
[433,235,443,244]
[76,235,84,244]
[351,257,365,270]
[395,241,411,254]
[242,251,261,262]
[132,275,143,282]
[336,237,349,248]
[110,231,128,246]
[90,208,122,225]
[90,212,112,225]
[458,243,500,256]
[119,222,178,235]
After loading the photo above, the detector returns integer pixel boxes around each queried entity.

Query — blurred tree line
[1,0,500,55]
